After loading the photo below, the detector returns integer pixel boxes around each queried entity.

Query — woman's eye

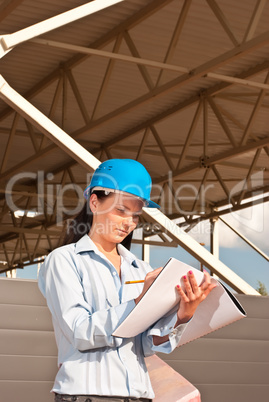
[117,208,125,214]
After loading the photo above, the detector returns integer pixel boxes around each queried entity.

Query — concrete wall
[0,278,268,402]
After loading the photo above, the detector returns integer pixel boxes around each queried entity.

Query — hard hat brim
[84,185,160,209]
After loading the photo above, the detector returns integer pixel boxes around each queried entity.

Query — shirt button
[113,271,116,276]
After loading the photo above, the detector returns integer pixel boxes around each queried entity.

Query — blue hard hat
[84,159,159,208]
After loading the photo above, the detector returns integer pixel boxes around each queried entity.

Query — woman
[38,159,215,402]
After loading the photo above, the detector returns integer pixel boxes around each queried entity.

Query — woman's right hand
[134,267,163,305]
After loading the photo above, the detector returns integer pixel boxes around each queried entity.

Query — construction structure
[0,2,269,402]
[0,1,268,290]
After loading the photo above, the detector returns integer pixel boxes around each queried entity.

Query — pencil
[124,280,145,284]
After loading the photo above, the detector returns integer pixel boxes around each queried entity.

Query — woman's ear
[89,193,98,213]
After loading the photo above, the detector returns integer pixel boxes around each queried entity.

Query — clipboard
[112,258,246,345]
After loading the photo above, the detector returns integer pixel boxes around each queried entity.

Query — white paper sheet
[113,258,246,344]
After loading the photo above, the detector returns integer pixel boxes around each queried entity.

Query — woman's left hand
[175,270,217,325]
[152,269,217,346]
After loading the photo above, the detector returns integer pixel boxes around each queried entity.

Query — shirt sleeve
[38,249,135,351]
[141,311,190,355]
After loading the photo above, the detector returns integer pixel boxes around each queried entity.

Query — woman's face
[89,192,144,245]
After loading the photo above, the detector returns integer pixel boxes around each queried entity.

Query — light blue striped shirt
[38,234,188,398]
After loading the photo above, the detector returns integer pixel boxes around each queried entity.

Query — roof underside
[0,0,268,272]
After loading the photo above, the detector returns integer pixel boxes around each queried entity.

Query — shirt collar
[75,234,139,268]
[75,234,99,254]
[117,243,139,268]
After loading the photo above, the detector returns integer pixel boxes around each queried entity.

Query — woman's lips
[117,228,128,235]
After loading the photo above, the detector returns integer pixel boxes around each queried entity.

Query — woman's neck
[88,233,121,275]
[88,232,119,256]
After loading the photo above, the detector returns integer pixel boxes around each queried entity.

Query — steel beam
[136,128,151,161]
[207,96,237,147]
[176,101,203,169]
[0,225,61,236]
[206,72,269,91]
[178,195,269,226]
[210,218,219,259]
[91,34,123,121]
[0,113,20,173]
[154,136,269,185]
[237,149,262,205]
[150,126,175,171]
[155,0,191,87]
[240,71,269,146]
[0,0,124,58]
[123,31,154,91]
[211,165,235,206]
[243,0,268,42]
[141,237,150,264]
[206,0,239,46]
[31,38,189,74]
[65,69,90,125]
[142,207,259,295]
[0,76,100,173]
[219,216,269,262]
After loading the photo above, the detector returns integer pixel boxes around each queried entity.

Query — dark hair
[62,190,133,250]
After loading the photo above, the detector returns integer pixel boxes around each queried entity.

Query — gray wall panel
[0,279,268,402]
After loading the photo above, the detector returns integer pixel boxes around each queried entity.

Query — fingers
[181,272,197,300]
[187,270,200,294]
[177,270,216,299]
[201,270,211,287]
[176,284,189,302]
[176,271,199,302]
[145,267,163,282]
[143,267,163,290]
[175,270,217,322]
[201,270,217,294]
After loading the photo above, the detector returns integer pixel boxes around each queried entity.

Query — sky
[3,200,269,294]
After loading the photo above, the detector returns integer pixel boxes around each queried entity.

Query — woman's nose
[123,215,135,226]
